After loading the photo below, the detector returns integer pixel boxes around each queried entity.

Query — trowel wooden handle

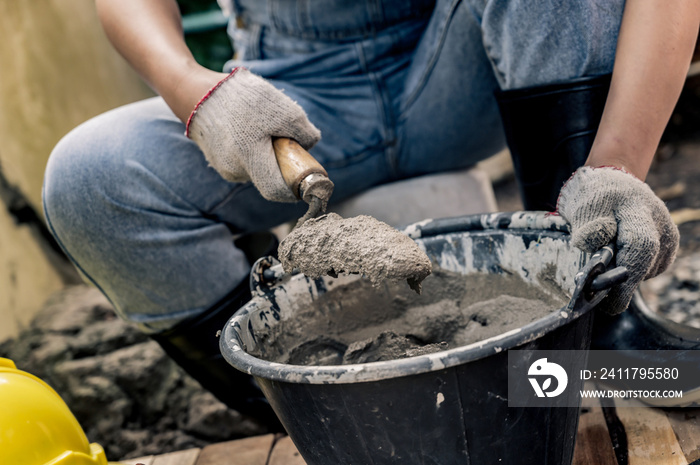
[273,138,329,199]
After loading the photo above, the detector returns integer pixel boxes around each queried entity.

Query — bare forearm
[95,0,225,121]
[587,0,700,179]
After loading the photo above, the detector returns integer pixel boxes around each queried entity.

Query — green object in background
[177,0,233,72]
[182,10,229,33]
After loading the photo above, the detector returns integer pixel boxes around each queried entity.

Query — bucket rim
[220,212,611,385]
[221,300,594,385]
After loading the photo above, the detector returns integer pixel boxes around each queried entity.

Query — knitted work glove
[557,166,679,315]
[186,68,321,202]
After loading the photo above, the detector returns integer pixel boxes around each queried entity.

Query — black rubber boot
[495,74,611,211]
[496,76,700,403]
[151,232,284,431]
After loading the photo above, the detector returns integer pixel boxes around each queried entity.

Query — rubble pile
[641,251,700,328]
[0,285,266,460]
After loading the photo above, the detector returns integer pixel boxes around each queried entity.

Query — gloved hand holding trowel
[187,67,432,292]
[186,67,324,204]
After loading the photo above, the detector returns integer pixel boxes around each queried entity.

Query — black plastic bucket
[221,212,616,465]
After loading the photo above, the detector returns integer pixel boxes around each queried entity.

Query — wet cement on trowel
[278,213,432,293]
[252,268,568,366]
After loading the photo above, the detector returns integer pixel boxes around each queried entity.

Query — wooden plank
[195,435,276,465]
[667,410,700,463]
[616,406,688,465]
[112,458,155,465]
[151,449,201,465]
[573,396,618,465]
[268,436,307,465]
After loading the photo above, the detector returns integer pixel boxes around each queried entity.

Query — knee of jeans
[480,0,625,89]
[43,120,131,254]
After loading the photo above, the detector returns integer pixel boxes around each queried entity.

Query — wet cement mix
[252,268,568,366]
[278,213,433,293]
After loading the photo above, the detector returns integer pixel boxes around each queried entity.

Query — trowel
[272,137,335,228]
[272,138,432,293]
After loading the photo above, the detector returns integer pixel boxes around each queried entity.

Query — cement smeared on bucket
[278,213,432,293]
[252,268,567,366]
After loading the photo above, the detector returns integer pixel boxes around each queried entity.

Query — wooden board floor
[117,397,700,465]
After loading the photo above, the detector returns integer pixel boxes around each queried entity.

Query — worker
[43,0,699,426]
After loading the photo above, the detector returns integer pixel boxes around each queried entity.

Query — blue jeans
[43,0,624,332]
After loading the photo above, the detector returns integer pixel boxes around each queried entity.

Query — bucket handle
[571,244,628,311]
[403,211,570,239]
[405,212,629,310]
[250,256,285,294]
[590,266,628,292]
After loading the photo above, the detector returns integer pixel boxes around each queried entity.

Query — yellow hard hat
[0,357,108,465]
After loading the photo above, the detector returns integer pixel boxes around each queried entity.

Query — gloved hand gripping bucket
[221,212,623,465]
